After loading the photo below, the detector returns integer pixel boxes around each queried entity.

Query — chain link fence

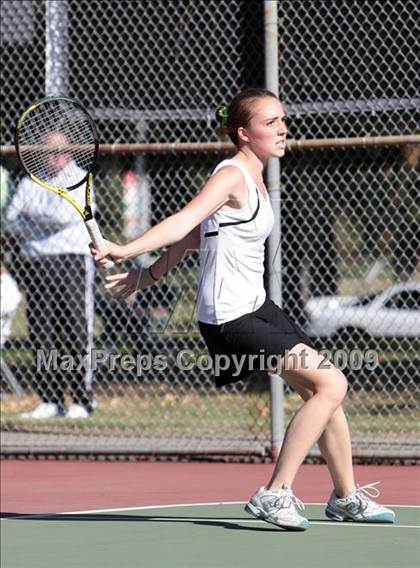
[1,0,419,459]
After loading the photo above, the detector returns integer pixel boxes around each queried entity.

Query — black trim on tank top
[204,188,260,237]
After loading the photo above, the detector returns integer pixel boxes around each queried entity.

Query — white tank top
[197,159,275,324]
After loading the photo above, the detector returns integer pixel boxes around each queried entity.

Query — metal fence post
[45,0,69,95]
[264,0,284,460]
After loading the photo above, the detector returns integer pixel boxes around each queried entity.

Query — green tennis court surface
[2,503,419,568]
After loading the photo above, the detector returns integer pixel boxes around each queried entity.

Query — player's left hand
[104,267,155,299]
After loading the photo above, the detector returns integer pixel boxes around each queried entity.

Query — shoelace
[344,481,381,513]
[355,481,381,501]
[273,487,305,511]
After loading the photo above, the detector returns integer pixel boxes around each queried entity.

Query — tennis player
[90,88,395,530]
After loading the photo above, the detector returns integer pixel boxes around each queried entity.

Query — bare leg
[265,344,349,491]
[317,406,355,497]
[277,370,356,497]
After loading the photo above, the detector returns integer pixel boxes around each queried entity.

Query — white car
[305,282,420,338]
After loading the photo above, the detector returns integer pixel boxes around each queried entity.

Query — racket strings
[18,100,96,189]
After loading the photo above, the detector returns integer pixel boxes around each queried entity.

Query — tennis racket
[15,94,114,269]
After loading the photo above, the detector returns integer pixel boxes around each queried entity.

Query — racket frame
[15,95,99,223]
[15,95,114,269]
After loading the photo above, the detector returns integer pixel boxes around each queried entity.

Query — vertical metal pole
[264,0,284,460]
[45,0,69,95]
[135,121,151,265]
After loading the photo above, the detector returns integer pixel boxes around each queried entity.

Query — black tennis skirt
[198,297,315,387]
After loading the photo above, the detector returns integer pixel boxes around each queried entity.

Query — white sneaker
[20,402,63,419]
[245,485,310,530]
[65,404,90,419]
[325,482,395,523]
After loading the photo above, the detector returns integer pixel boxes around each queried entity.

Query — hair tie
[216,105,229,129]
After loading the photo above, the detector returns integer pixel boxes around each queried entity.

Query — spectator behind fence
[0,264,23,398]
[1,165,22,351]
[0,265,22,347]
[4,133,96,419]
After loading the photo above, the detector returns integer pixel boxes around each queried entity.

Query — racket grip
[85,218,115,270]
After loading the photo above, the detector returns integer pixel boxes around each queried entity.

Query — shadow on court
[1,511,304,532]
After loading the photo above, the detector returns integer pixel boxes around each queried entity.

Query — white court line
[62,501,246,515]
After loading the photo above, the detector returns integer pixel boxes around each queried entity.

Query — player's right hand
[89,240,126,267]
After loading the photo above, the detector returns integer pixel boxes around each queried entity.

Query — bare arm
[150,224,200,280]
[104,226,200,298]
[91,165,244,265]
